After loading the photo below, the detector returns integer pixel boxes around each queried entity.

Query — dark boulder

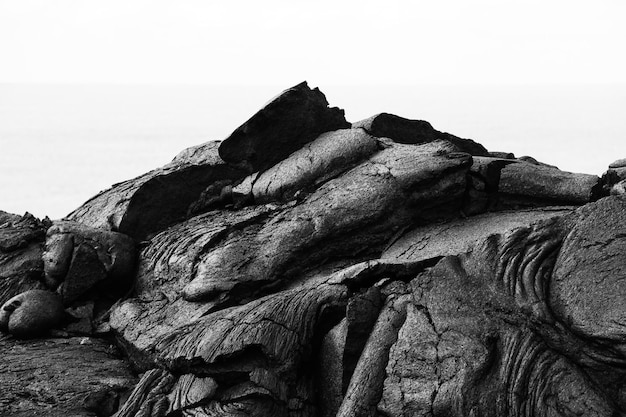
[43,221,137,305]
[353,112,489,156]
[0,289,64,338]
[218,81,350,172]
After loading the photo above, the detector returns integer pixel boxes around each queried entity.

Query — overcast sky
[1,0,625,85]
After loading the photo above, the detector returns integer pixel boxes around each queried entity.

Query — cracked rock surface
[1,82,625,416]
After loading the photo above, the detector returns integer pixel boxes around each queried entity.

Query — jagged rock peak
[218,81,351,172]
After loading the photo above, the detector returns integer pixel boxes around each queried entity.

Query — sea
[1,83,625,220]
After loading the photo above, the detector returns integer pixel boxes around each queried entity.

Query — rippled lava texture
[2,82,626,417]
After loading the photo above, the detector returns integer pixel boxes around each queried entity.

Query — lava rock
[230,128,380,205]
[551,196,626,344]
[5,84,626,417]
[353,112,489,156]
[0,290,64,338]
[218,81,350,172]
[609,158,626,169]
[498,160,600,207]
[0,212,50,305]
[43,221,137,305]
[67,142,247,241]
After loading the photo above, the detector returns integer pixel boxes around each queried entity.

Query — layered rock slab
[230,128,380,205]
[550,196,626,363]
[113,284,348,417]
[106,93,622,416]
[376,209,618,416]
[110,206,275,359]
[67,141,247,241]
[497,160,600,206]
[111,138,470,346]
[111,138,471,364]
[183,140,471,302]
[462,156,600,212]
[383,206,575,262]
[218,81,350,173]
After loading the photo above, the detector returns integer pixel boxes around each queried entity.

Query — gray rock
[105,86,625,416]
[0,212,49,305]
[337,293,410,417]
[0,289,64,338]
[378,303,439,417]
[353,112,489,156]
[551,196,626,346]
[167,374,218,413]
[488,151,516,159]
[43,221,137,305]
[5,84,626,417]
[498,160,600,206]
[383,207,575,262]
[318,318,348,417]
[0,336,136,416]
[181,141,471,302]
[170,140,223,166]
[231,128,380,205]
[67,142,247,241]
[600,164,626,196]
[612,179,626,195]
[218,81,350,172]
[609,157,626,169]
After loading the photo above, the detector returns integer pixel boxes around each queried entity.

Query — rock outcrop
[1,82,624,417]
[66,141,246,241]
[0,211,50,304]
[218,81,350,172]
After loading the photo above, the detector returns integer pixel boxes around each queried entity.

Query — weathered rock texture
[0,335,136,416]
[0,289,65,338]
[218,81,350,172]
[1,82,625,417]
[66,141,247,241]
[0,212,50,305]
[43,220,137,305]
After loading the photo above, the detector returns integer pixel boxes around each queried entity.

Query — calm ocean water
[1,83,625,219]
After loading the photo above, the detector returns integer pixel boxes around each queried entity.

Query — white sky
[1,0,625,85]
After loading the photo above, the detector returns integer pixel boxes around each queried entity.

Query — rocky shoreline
[1,82,625,416]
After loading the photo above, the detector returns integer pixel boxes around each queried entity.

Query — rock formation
[1,82,624,416]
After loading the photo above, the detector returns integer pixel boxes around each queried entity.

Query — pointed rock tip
[218,82,350,172]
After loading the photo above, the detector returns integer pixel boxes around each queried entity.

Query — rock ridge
[0,82,624,417]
